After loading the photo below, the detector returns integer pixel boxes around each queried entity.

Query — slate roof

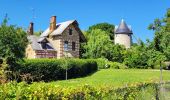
[40,20,75,37]
[115,19,132,34]
[27,35,56,51]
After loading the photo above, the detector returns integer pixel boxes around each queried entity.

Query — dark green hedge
[15,59,97,82]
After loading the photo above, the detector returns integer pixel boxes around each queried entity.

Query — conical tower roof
[115,19,132,34]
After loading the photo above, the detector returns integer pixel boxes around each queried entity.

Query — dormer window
[41,42,47,49]
[38,37,53,50]
[69,28,72,35]
[40,42,53,50]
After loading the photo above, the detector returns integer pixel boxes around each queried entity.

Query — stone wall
[49,24,80,58]
[114,33,132,48]
[25,44,36,59]
[48,35,62,58]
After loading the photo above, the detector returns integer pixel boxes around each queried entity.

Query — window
[41,42,53,50]
[41,42,47,49]
[72,42,76,51]
[69,28,72,35]
[64,41,68,51]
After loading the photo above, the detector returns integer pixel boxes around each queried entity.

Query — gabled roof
[115,19,132,34]
[37,37,47,43]
[40,20,75,37]
[27,35,56,51]
[40,20,86,42]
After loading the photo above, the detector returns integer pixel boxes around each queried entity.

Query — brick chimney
[28,22,34,35]
[50,16,56,33]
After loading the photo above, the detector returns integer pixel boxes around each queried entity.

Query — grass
[1,69,170,99]
[51,69,170,87]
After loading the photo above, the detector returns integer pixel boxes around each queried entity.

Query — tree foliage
[83,29,113,59]
[124,41,166,69]
[148,8,170,61]
[87,23,115,40]
[0,18,28,80]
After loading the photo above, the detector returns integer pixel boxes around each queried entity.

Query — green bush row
[0,82,160,100]
[13,59,97,82]
[93,58,166,69]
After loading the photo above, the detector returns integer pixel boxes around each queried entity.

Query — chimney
[28,22,34,35]
[50,16,56,33]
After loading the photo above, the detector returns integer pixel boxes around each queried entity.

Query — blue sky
[0,0,169,42]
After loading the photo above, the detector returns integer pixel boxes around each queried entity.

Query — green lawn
[53,69,170,87]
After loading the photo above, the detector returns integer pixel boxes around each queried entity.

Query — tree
[123,41,148,68]
[111,44,125,62]
[146,49,166,68]
[87,23,115,40]
[83,29,113,60]
[34,30,43,36]
[148,18,163,51]
[148,9,170,60]
[123,39,167,69]
[0,18,28,80]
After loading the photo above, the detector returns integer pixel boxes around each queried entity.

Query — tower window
[69,28,72,35]
[64,41,69,51]
[72,42,76,51]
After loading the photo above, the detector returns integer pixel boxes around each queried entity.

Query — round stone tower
[114,19,133,48]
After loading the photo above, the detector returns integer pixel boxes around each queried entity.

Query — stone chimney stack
[28,22,34,35]
[50,16,56,33]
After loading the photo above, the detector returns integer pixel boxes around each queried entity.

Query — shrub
[93,58,107,69]
[14,59,97,82]
[108,62,127,69]
[89,58,113,69]
[89,58,127,69]
[0,82,160,99]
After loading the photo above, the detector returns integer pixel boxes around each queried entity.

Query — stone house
[25,16,86,59]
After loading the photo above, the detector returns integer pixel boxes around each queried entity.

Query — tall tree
[0,18,28,80]
[83,29,113,60]
[87,23,115,40]
[148,8,170,60]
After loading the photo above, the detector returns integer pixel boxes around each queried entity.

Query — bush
[93,58,107,69]
[89,58,127,69]
[108,62,127,69]
[0,82,160,99]
[13,59,97,82]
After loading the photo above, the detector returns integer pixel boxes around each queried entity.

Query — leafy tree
[123,39,166,69]
[34,30,43,36]
[87,23,115,40]
[148,9,170,60]
[0,18,28,80]
[83,29,113,60]
[123,41,148,68]
[111,44,125,62]
[148,18,163,51]
[146,49,166,68]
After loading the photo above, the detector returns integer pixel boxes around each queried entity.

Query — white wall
[114,33,132,48]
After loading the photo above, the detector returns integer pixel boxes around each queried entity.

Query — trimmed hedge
[0,82,160,99]
[15,59,97,82]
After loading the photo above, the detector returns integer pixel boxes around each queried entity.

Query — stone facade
[48,24,80,58]
[25,44,36,58]
[114,33,132,48]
